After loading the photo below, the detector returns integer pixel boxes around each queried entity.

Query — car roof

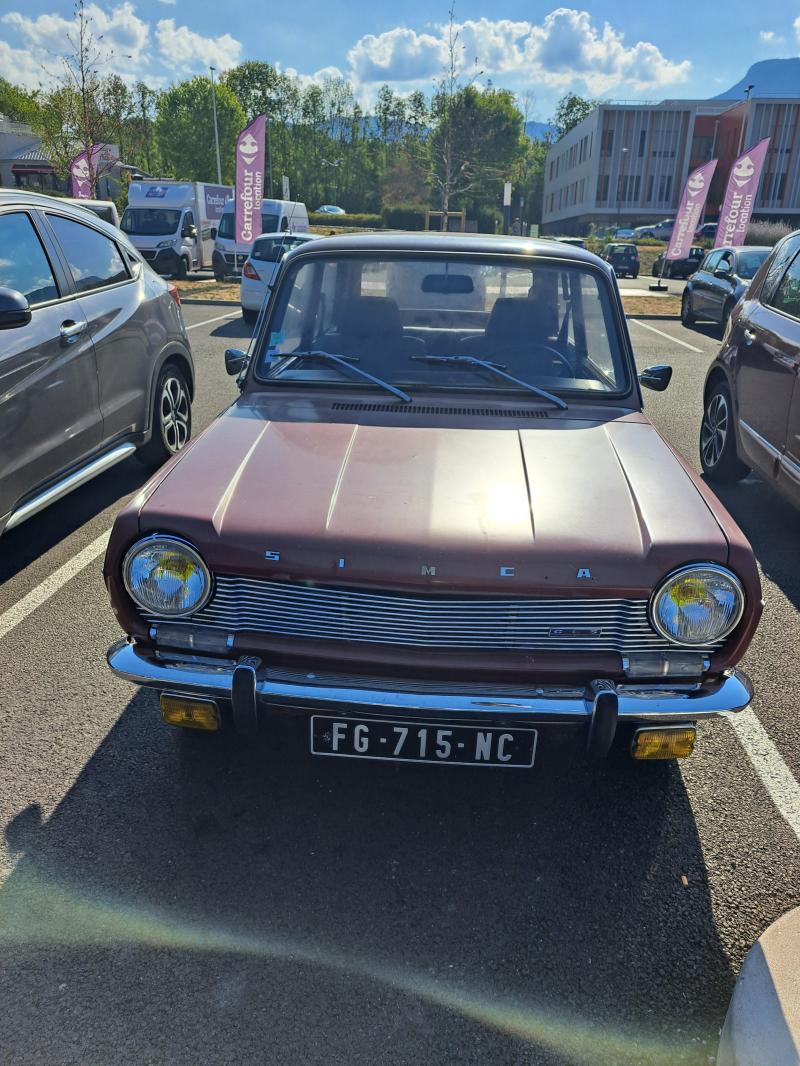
[287,230,603,265]
[0,187,125,241]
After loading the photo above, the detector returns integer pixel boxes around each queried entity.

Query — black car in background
[652,245,705,279]
[681,246,771,329]
[601,243,639,278]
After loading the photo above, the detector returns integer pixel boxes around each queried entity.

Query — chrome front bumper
[107,639,753,725]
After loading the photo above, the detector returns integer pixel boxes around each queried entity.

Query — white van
[212,198,309,280]
[121,180,232,277]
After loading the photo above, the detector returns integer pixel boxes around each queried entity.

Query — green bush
[308,212,383,228]
[381,204,425,230]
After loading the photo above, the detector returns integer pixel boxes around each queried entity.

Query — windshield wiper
[270,349,412,404]
[410,354,568,410]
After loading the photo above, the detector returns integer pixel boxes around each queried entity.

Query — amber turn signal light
[631,726,696,760]
[159,693,220,731]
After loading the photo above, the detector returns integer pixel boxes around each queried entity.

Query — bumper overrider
[107,638,753,755]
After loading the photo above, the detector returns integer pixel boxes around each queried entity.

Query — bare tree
[429,3,484,228]
[35,0,131,195]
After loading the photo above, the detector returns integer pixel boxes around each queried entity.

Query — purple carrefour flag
[69,146,99,198]
[666,159,718,261]
[235,114,266,246]
[714,138,770,249]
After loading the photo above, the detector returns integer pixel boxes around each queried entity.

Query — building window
[596,173,609,203]
[601,129,614,156]
[638,129,647,157]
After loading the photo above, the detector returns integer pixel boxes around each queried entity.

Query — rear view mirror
[0,287,32,330]
[225,348,248,376]
[421,274,474,294]
[640,364,672,392]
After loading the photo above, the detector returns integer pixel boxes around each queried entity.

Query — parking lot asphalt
[1,300,800,1066]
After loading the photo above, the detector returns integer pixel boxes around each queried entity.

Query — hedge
[381,204,426,230]
[308,212,382,228]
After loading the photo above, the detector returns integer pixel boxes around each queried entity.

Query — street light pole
[209,65,222,185]
[737,84,755,156]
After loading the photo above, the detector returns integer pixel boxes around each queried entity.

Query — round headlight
[123,536,211,617]
[650,565,744,646]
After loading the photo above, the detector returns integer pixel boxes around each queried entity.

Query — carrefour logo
[72,157,89,181]
[239,132,259,165]
[687,172,705,197]
[733,156,755,187]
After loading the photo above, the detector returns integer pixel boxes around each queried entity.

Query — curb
[179,298,239,307]
[624,313,681,321]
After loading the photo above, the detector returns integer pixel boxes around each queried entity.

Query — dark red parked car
[701,230,800,510]
[104,234,760,767]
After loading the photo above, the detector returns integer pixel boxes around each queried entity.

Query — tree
[31,0,134,194]
[0,77,40,124]
[552,93,597,139]
[429,84,525,222]
[155,76,245,184]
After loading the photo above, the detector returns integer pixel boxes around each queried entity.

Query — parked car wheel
[214,269,225,283]
[681,291,696,326]
[242,308,258,324]
[632,270,639,280]
[700,380,749,483]
[137,362,192,467]
[651,264,659,277]
[176,256,189,281]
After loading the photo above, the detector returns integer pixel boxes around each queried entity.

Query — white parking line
[0,530,110,642]
[185,311,238,331]
[628,317,704,353]
[727,708,800,844]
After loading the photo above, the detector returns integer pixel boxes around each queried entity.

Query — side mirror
[225,347,248,376]
[640,364,672,392]
[0,287,32,330]
[189,225,197,239]
[210,227,217,240]
[714,267,733,281]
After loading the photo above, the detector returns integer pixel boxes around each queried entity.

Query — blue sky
[1,0,798,119]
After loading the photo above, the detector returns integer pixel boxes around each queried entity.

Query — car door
[0,208,102,526]
[182,209,198,268]
[692,250,722,315]
[734,245,800,482]
[44,211,150,447]
[765,251,800,507]
[706,250,735,321]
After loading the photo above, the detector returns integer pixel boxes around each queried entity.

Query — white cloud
[155,18,241,72]
[760,29,784,43]
[0,37,46,89]
[3,3,150,66]
[348,27,446,83]
[345,8,690,95]
[794,16,800,41]
[282,64,345,91]
[156,0,176,4]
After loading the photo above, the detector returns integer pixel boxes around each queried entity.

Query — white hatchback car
[240,232,318,323]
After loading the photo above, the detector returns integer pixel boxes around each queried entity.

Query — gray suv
[0,191,194,535]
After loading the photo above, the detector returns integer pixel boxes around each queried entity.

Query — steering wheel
[495,343,573,377]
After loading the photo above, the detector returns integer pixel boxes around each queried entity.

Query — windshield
[252,236,308,262]
[121,208,181,236]
[255,254,629,397]
[218,212,281,241]
[737,249,769,280]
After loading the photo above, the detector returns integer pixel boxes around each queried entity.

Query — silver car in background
[0,190,195,536]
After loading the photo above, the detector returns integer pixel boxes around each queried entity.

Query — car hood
[137,407,730,593]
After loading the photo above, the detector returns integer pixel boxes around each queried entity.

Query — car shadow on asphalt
[0,692,731,1066]
[703,474,800,614]
[0,458,150,587]
[211,319,253,340]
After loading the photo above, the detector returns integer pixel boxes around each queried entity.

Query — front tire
[681,290,696,326]
[177,256,189,280]
[242,307,258,325]
[700,380,749,483]
[137,362,192,467]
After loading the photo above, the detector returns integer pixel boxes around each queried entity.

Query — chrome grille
[157,577,722,654]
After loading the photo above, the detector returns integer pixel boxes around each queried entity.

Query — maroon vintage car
[105,234,761,768]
